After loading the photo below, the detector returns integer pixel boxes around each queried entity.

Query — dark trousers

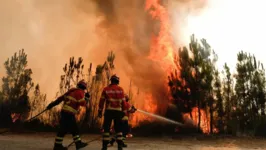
[102,110,124,148]
[122,120,129,138]
[54,111,81,145]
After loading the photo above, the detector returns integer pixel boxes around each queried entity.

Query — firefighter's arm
[98,90,106,118]
[78,91,88,107]
[46,95,65,110]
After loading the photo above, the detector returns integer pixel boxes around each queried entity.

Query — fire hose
[26,109,48,122]
[67,108,191,147]
[136,109,193,127]
[0,109,48,135]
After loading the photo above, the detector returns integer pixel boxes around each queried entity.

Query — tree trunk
[210,106,213,134]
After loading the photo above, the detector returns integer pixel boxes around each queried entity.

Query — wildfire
[131,93,157,127]
[182,107,219,134]
[130,0,179,127]
[145,0,178,73]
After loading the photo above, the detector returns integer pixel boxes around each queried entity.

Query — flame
[130,0,179,127]
[182,107,219,134]
[131,93,157,127]
[145,0,178,73]
[141,0,217,135]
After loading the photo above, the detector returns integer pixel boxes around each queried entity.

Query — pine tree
[222,63,234,133]
[214,69,224,132]
[168,35,217,133]
[1,49,34,124]
[234,51,266,134]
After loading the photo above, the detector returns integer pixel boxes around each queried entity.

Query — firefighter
[98,74,127,150]
[121,94,136,140]
[109,94,137,147]
[46,80,90,150]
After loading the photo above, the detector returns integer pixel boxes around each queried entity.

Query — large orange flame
[131,93,158,127]
[145,0,178,72]
[130,0,215,134]
[130,0,178,127]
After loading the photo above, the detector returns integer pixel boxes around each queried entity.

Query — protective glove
[85,92,90,102]
[131,105,137,113]
[98,110,102,118]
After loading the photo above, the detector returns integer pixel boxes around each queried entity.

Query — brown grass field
[1,132,266,150]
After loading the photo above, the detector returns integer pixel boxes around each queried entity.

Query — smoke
[90,0,207,114]
[0,0,207,113]
[0,0,99,99]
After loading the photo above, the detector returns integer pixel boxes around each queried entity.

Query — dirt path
[1,133,266,150]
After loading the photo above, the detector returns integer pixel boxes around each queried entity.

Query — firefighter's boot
[109,138,116,146]
[53,144,68,150]
[121,141,127,148]
[101,141,109,150]
[75,141,88,150]
[116,141,123,150]
[118,145,123,150]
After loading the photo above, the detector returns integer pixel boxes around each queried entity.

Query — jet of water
[137,109,184,127]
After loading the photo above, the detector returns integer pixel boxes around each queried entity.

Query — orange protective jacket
[124,101,131,117]
[98,84,127,112]
[61,88,86,115]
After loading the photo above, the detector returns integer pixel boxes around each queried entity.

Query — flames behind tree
[183,107,219,134]
[1,0,213,133]
[129,0,215,134]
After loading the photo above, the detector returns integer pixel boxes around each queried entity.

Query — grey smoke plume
[0,0,206,114]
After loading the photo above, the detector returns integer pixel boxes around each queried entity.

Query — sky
[182,0,266,74]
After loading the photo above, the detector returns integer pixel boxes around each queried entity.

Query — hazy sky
[0,0,265,100]
[183,0,266,74]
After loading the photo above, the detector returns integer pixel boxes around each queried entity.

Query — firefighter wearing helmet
[46,80,90,150]
[98,74,128,150]
[109,94,137,147]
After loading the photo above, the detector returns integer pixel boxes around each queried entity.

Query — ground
[1,132,266,150]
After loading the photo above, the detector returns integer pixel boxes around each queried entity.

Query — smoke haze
[0,0,206,112]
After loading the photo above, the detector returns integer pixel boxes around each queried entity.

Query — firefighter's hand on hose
[98,110,102,118]
[46,102,56,110]
[122,116,128,121]
[85,92,90,103]
[46,96,64,110]
[131,106,137,113]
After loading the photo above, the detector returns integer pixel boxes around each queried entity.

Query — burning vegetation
[1,0,266,137]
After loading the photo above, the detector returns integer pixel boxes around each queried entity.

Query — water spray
[137,109,185,127]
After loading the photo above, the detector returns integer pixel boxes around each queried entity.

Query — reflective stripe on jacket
[99,84,127,112]
[61,88,86,114]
